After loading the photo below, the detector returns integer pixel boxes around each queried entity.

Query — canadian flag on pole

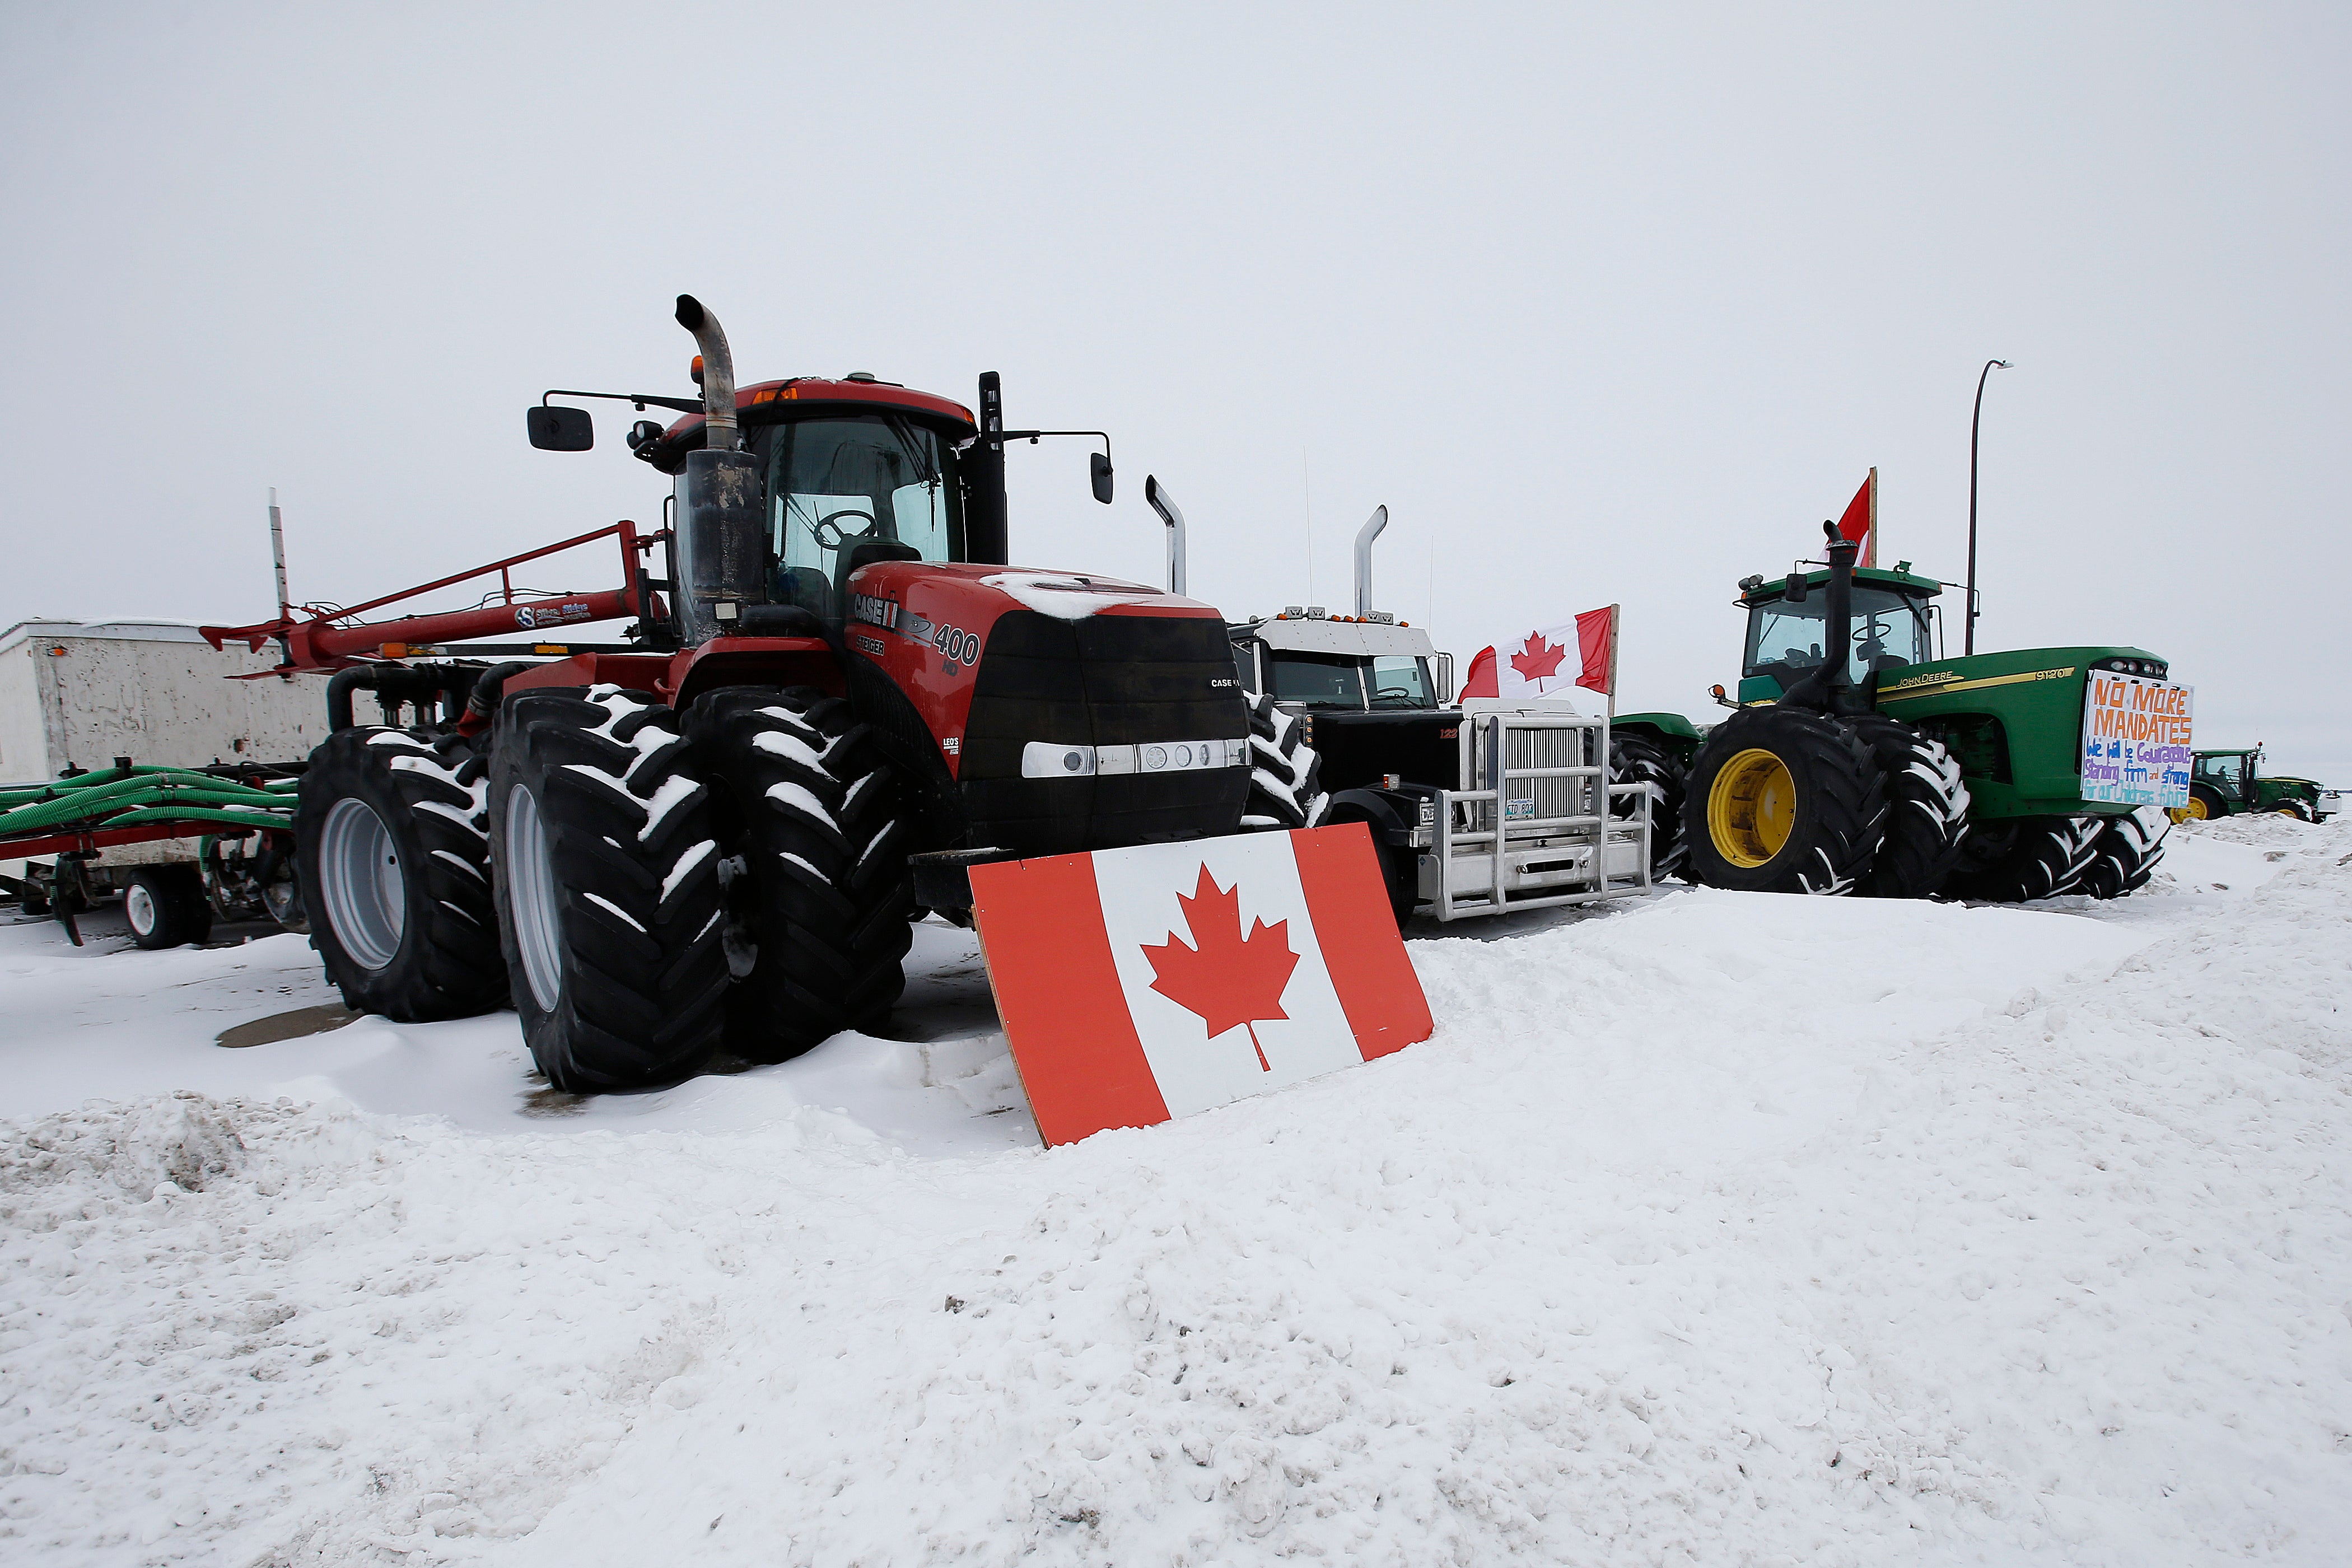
[1460,605,1619,702]
[968,824,1434,1146]
[1835,468,1879,568]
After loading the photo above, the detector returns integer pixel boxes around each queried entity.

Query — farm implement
[0,764,300,946]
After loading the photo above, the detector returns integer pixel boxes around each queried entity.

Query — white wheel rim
[506,783,564,1012]
[125,882,158,936]
[319,797,404,971]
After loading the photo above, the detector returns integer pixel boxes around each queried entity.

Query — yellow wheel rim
[2177,796,2210,821]
[1707,748,1797,868]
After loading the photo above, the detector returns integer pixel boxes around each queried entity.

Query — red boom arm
[203,521,662,670]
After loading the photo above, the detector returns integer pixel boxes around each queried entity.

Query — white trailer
[1,619,323,898]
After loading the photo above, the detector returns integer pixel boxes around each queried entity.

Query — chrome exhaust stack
[1146,475,1187,596]
[1352,504,1389,618]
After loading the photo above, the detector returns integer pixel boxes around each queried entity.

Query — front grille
[963,610,1249,855]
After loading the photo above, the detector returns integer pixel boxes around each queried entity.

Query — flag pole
[1606,603,1619,720]
[1864,467,1878,570]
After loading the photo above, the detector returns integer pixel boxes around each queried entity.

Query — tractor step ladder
[1425,709,1651,920]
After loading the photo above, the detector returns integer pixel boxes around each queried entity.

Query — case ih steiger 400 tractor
[206,297,1322,1091]
[1612,524,2186,903]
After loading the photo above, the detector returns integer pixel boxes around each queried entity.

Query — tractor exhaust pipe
[1352,505,1389,618]
[674,295,739,452]
[1780,521,1861,714]
[1146,475,1186,595]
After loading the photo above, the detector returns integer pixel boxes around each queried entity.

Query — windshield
[1368,655,1434,708]
[2197,753,2248,787]
[1744,585,1934,687]
[755,415,964,621]
[1267,651,1368,708]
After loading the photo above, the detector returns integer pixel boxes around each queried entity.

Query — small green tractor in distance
[2172,746,2337,823]
[1613,524,2186,902]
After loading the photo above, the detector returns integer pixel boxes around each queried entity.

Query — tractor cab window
[1368,655,1434,708]
[1267,651,1368,708]
[1744,585,1934,687]
[757,415,964,622]
[2197,753,2249,792]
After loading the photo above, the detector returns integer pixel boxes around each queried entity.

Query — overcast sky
[4,3,2345,782]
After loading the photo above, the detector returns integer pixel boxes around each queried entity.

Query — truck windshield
[1368,655,1433,708]
[1744,585,1933,687]
[1267,651,1368,708]
[757,414,964,620]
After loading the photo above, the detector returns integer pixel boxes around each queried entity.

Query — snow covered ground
[3,815,2348,1566]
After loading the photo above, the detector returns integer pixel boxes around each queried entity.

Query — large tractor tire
[683,686,915,1062]
[1942,816,2102,902]
[488,686,729,1091]
[1681,707,1886,895]
[2078,810,2170,899]
[1609,732,1690,880]
[2173,784,2225,823]
[295,726,506,1020]
[1850,715,1971,900]
[1242,693,1328,831]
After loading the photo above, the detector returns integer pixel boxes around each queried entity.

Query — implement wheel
[1682,707,1885,895]
[296,727,505,1019]
[488,686,730,1091]
[683,686,915,1062]
[124,866,212,950]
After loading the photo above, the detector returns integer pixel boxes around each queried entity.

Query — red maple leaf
[1141,866,1300,1072]
[1510,632,1567,683]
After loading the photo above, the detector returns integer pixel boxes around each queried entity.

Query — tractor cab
[1733,563,1947,703]
[2190,747,2258,806]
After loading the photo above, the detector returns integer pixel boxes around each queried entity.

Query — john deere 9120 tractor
[1614,524,2183,902]
[208,297,1320,1093]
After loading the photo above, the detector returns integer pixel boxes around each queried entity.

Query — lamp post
[1964,358,2012,656]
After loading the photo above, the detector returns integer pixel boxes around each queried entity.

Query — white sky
[4,3,2345,782]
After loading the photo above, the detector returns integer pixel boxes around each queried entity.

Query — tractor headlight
[1021,739,1247,777]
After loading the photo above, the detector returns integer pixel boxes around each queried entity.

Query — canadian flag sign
[1460,604,1619,701]
[1835,468,1878,568]
[968,823,1434,1146]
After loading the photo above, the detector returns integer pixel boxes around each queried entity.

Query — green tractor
[2172,747,2337,823]
[1614,523,2186,902]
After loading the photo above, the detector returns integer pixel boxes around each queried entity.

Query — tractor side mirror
[1435,651,1456,703]
[528,405,593,451]
[1785,570,1807,605]
[1090,451,1114,505]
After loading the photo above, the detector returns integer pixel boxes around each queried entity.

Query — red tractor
[208,298,1319,1091]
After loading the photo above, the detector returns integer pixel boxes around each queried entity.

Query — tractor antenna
[673,295,740,452]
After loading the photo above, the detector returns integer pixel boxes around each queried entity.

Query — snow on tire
[1681,706,1886,896]
[1608,732,1690,880]
[488,685,729,1092]
[294,725,506,1020]
[1850,715,1970,899]
[1942,815,2103,903]
[2077,808,2169,899]
[683,686,914,1062]
[1242,693,1328,831]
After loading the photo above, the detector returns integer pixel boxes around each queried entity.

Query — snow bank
[4,821,2351,1564]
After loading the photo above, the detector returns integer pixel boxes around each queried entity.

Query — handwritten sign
[2080,671,2192,809]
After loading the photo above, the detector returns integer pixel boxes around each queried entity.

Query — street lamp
[1964,358,2012,656]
